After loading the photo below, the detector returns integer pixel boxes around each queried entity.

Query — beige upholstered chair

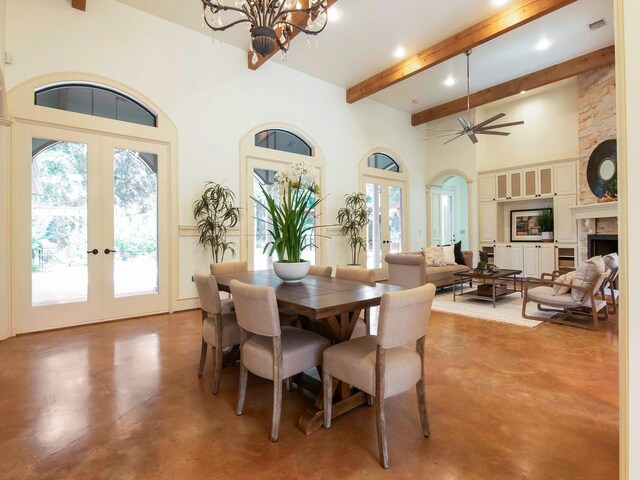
[522,265,610,330]
[335,267,376,335]
[210,261,248,275]
[322,283,437,468]
[309,264,333,277]
[229,279,331,442]
[194,273,241,394]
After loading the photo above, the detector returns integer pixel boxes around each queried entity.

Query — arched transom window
[367,152,400,173]
[255,129,312,156]
[35,83,157,127]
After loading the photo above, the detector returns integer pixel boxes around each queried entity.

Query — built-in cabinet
[478,159,578,275]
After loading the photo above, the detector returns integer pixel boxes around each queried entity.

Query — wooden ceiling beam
[71,0,86,11]
[248,0,338,71]
[346,0,578,104]
[411,45,615,126]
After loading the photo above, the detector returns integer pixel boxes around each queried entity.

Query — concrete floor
[0,309,619,479]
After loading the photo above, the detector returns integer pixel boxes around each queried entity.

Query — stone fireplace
[587,234,618,258]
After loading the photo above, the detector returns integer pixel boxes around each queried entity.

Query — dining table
[214,269,404,435]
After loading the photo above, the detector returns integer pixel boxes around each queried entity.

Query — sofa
[385,251,473,288]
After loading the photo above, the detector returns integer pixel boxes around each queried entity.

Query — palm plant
[336,192,368,265]
[193,182,241,263]
[537,208,554,232]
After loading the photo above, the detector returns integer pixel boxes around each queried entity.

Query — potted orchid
[252,161,324,281]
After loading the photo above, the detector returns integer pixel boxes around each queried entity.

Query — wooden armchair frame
[522,271,610,330]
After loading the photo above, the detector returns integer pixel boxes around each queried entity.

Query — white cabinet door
[509,245,524,271]
[539,245,556,275]
[554,162,577,195]
[494,245,510,269]
[479,202,498,244]
[523,245,540,278]
[523,168,538,198]
[538,166,554,197]
[478,174,496,202]
[509,170,523,200]
[554,195,577,243]
[496,173,509,200]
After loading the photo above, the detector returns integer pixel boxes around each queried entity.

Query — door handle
[87,248,99,255]
[104,248,117,255]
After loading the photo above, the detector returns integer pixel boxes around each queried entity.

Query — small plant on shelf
[537,208,554,242]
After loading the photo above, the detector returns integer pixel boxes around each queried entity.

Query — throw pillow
[587,255,606,274]
[442,245,456,265]
[571,260,600,302]
[453,241,466,265]
[602,252,619,271]
[423,246,447,267]
[552,271,575,296]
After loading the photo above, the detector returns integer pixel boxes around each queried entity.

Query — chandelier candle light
[201,0,330,63]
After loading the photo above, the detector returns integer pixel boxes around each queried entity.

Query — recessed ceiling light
[328,7,342,22]
[443,76,456,87]
[535,38,552,51]
[412,99,420,104]
[491,0,508,6]
[394,46,406,59]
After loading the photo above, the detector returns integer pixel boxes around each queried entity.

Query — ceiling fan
[429,50,524,145]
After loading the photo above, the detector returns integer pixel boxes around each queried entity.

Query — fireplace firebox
[587,234,618,258]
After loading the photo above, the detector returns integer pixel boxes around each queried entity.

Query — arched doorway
[9,73,177,333]
[426,170,472,250]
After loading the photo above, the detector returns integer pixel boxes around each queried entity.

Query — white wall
[619,0,639,477]
[3,0,427,307]
[476,80,579,171]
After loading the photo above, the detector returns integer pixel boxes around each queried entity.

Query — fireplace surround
[587,234,618,258]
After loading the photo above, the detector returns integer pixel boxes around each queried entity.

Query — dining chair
[335,266,376,335]
[322,283,436,468]
[210,261,248,306]
[309,264,333,277]
[229,279,331,442]
[194,273,242,394]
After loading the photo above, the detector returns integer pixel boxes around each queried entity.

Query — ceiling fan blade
[476,130,511,136]
[457,117,470,130]
[443,133,464,145]
[473,113,506,130]
[426,128,461,132]
[477,121,524,130]
[425,132,462,141]
[468,133,479,144]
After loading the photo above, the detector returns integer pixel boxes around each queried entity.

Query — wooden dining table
[214,269,404,435]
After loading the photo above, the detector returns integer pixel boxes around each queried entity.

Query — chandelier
[201,0,329,61]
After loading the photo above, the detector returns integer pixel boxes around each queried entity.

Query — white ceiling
[115,0,615,115]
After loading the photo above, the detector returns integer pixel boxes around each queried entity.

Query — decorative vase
[273,261,310,282]
[542,232,554,243]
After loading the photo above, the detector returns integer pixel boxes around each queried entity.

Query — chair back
[210,261,248,275]
[377,283,436,349]
[590,271,611,297]
[194,273,223,314]
[309,265,333,277]
[229,279,281,337]
[335,266,375,283]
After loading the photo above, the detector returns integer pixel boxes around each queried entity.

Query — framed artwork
[510,209,543,242]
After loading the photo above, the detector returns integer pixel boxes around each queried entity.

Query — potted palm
[193,182,241,263]
[252,162,324,282]
[336,192,368,266]
[537,208,554,243]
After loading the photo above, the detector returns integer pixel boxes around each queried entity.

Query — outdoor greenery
[537,208,554,232]
[252,162,323,263]
[193,182,241,264]
[337,192,368,265]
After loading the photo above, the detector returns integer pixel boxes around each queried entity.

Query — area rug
[431,290,555,328]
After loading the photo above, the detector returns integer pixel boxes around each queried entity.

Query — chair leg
[375,394,389,469]
[416,380,431,437]
[365,308,371,336]
[198,339,207,377]
[323,370,333,428]
[271,373,283,442]
[236,362,248,416]
[212,342,224,395]
[285,377,292,392]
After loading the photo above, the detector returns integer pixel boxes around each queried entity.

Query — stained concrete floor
[0,309,619,479]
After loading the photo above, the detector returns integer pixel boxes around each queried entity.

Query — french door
[364,178,406,279]
[12,124,169,333]
[430,187,455,246]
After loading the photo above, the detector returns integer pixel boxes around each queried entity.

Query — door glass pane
[31,139,88,306]
[113,149,158,297]
[253,168,279,270]
[388,186,403,253]
[440,193,453,245]
[366,183,382,268]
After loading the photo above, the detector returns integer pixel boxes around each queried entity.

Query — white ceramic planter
[542,232,554,243]
[273,261,310,282]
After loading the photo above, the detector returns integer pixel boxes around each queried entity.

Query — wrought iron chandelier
[201,0,329,62]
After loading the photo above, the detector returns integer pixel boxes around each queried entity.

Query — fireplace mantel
[570,202,619,220]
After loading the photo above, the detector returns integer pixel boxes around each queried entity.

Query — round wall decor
[587,139,617,198]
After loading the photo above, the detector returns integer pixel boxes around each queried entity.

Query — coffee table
[453,269,523,308]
